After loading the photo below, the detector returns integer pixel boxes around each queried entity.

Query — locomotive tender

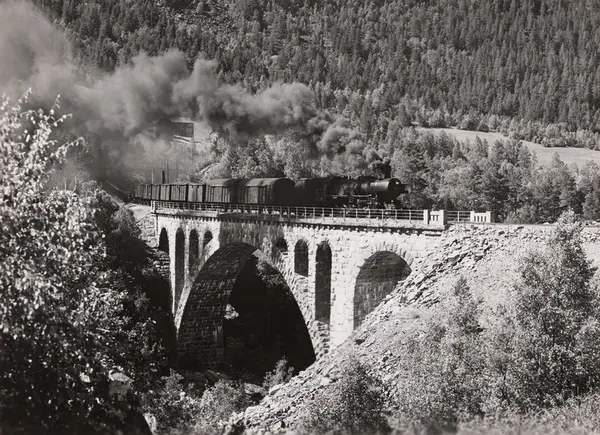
[134,177,407,209]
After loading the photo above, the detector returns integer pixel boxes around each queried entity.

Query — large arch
[315,241,332,325]
[178,242,316,373]
[174,228,185,313]
[294,239,309,277]
[354,251,411,328]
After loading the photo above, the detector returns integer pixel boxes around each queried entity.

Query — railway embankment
[236,223,600,432]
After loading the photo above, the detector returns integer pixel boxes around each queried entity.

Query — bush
[0,95,140,432]
[0,95,168,433]
[303,357,389,434]
[140,371,203,434]
[393,277,487,432]
[142,375,248,435]
[193,380,249,434]
[263,357,295,392]
[459,113,480,131]
[489,210,600,411]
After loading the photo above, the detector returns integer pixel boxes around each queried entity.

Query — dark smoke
[0,0,379,179]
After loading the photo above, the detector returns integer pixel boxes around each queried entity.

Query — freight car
[134,177,406,209]
[204,178,295,205]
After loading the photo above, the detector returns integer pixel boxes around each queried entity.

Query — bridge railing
[154,201,426,220]
[148,200,495,224]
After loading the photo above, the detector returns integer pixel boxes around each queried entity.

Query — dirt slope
[238,223,600,432]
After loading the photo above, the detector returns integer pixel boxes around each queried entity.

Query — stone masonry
[153,207,447,370]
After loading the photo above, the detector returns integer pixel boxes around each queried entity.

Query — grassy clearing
[421,127,600,168]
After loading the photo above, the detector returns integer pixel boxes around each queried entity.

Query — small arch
[294,239,309,277]
[203,230,213,250]
[175,228,185,312]
[315,241,332,325]
[156,228,172,310]
[158,228,169,252]
[189,230,199,271]
[354,251,411,329]
[272,237,288,259]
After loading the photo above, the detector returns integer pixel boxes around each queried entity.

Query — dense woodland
[22,0,600,224]
[32,0,600,150]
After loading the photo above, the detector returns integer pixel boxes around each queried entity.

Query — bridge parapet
[150,201,495,228]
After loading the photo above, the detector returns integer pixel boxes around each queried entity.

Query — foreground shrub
[394,277,487,432]
[0,95,141,432]
[0,95,168,433]
[142,375,248,435]
[489,210,600,411]
[263,357,295,392]
[303,357,389,434]
[456,393,600,435]
[193,380,249,434]
[140,371,203,434]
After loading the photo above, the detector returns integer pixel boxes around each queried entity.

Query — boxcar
[170,184,188,202]
[204,179,241,203]
[151,184,161,201]
[237,178,295,205]
[187,183,205,203]
[134,185,145,200]
[159,184,171,201]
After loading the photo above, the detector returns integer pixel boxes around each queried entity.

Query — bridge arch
[294,239,309,277]
[174,228,185,313]
[203,230,213,250]
[349,239,414,330]
[189,229,199,272]
[315,241,332,326]
[272,236,288,257]
[178,242,317,373]
[156,227,172,309]
[158,228,169,252]
[354,251,411,328]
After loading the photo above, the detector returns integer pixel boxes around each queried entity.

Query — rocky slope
[236,223,600,433]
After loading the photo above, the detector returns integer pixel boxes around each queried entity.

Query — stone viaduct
[151,203,493,370]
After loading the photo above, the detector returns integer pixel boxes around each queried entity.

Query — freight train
[134,177,407,209]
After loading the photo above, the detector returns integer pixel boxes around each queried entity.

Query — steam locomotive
[134,177,407,209]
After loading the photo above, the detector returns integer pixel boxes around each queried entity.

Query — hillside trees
[28,0,600,148]
[0,95,165,431]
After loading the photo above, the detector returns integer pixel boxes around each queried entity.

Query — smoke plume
[0,0,376,180]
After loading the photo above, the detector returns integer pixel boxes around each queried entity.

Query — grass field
[422,127,600,168]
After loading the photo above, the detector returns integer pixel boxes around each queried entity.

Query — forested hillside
[33,0,600,149]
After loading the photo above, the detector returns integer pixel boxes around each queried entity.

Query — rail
[137,199,495,224]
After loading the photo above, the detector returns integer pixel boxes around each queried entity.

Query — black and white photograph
[3,0,600,433]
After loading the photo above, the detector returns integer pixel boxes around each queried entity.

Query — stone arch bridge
[151,202,493,370]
